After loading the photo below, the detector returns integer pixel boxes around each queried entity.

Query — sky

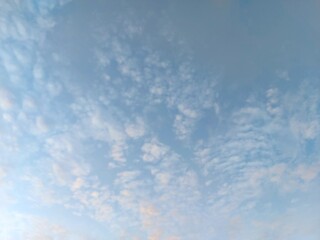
[0,0,320,239]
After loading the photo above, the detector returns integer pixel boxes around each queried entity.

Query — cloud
[266,88,282,117]
[140,202,159,221]
[46,81,62,96]
[110,142,127,163]
[0,0,70,88]
[125,118,145,139]
[39,132,115,222]
[153,171,171,187]
[173,114,195,140]
[290,119,319,140]
[294,162,320,182]
[1,1,319,239]
[0,173,6,190]
[69,98,132,166]
[250,204,320,240]
[18,134,106,225]
[71,185,114,223]
[22,96,37,111]
[142,138,168,163]
[35,116,49,133]
[23,175,62,206]
[46,134,91,186]
[52,161,73,186]
[0,212,100,240]
[0,88,14,110]
[177,104,198,119]
[194,81,320,218]
[276,69,290,81]
[90,28,217,141]
[0,165,7,178]
[71,177,85,191]
[2,112,13,122]
[115,171,140,186]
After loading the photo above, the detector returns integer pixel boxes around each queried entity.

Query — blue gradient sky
[0,0,320,239]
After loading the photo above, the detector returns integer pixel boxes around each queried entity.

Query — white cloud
[0,2,319,239]
[23,175,62,206]
[294,162,320,182]
[142,138,168,163]
[290,119,319,140]
[35,116,49,133]
[138,202,165,240]
[115,171,140,186]
[0,212,98,240]
[44,133,115,222]
[92,32,217,142]
[111,142,127,163]
[70,101,131,166]
[140,202,159,219]
[177,104,198,119]
[0,88,14,110]
[52,161,71,186]
[266,88,282,116]
[193,82,320,218]
[125,118,145,139]
[154,171,171,187]
[47,81,62,96]
[22,96,37,111]
[251,205,320,240]
[173,114,195,140]
[95,49,110,68]
[0,0,69,88]
[150,86,163,96]
[68,179,114,223]
[33,63,44,81]
[45,134,74,159]
[177,170,199,189]
[276,69,290,81]
[0,167,7,184]
[51,157,90,188]
[2,113,12,122]
[71,177,85,191]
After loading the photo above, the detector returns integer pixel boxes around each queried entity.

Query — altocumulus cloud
[0,0,320,240]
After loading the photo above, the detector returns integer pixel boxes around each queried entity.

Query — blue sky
[0,0,320,239]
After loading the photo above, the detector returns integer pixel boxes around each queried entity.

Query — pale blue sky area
[0,1,320,239]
